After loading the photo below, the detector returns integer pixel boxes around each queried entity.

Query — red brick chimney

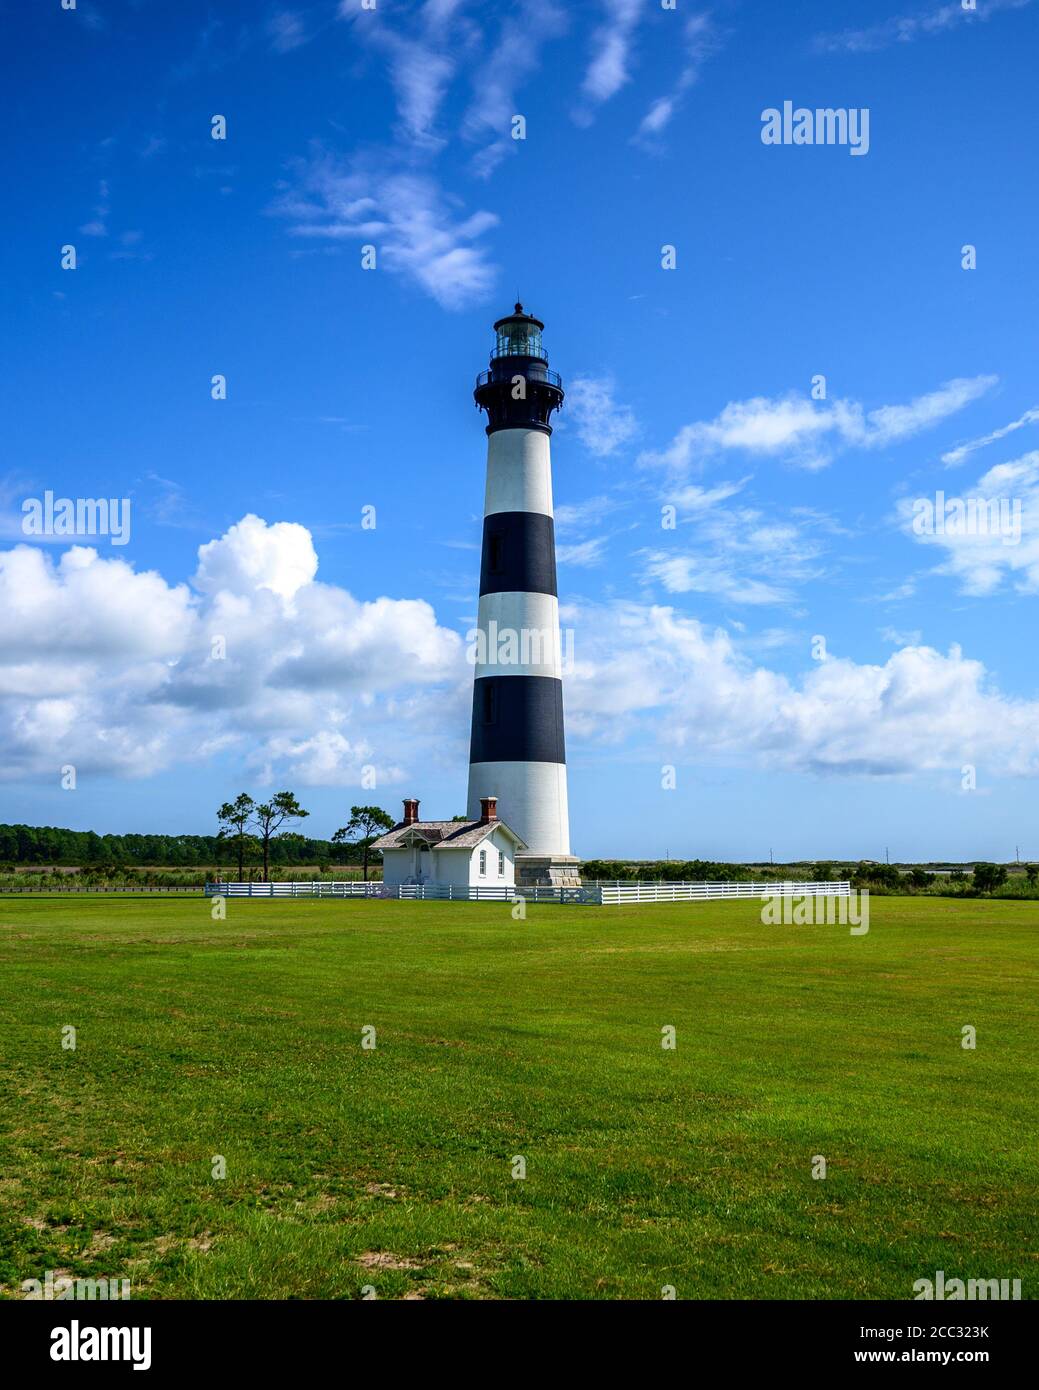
[479,796,497,825]
[402,798,420,825]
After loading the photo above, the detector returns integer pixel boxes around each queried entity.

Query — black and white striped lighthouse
[467,305,581,888]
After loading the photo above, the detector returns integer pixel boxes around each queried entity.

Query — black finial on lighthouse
[474,305,564,435]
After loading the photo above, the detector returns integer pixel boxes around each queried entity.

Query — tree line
[0,797,396,881]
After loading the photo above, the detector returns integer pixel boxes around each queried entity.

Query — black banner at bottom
[1,1298,1031,1374]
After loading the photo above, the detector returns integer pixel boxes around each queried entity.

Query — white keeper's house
[371,796,527,890]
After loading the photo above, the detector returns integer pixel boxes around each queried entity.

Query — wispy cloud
[557,536,611,568]
[815,0,1034,54]
[271,150,497,308]
[575,0,646,122]
[639,376,998,475]
[634,11,720,140]
[463,0,567,176]
[565,375,639,457]
[79,179,110,238]
[641,505,827,606]
[340,0,479,150]
[554,495,626,531]
[267,10,309,54]
[942,405,1039,467]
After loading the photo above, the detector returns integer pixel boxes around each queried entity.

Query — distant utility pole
[885,847,890,864]
[1016,846,1020,863]
[769,848,774,866]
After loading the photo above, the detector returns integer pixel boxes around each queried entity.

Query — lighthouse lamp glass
[494,322,544,359]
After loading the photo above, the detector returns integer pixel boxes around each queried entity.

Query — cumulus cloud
[195,514,318,599]
[639,376,997,475]
[0,517,467,785]
[4,520,1037,789]
[565,603,1039,778]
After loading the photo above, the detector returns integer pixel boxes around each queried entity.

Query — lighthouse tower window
[482,680,497,724]
[488,531,504,573]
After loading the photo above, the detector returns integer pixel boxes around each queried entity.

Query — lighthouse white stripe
[467,760,571,856]
[472,592,562,678]
[484,428,554,518]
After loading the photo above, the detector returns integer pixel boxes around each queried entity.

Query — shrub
[972,863,1008,894]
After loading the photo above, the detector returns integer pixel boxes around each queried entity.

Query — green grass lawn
[1,895,1036,1300]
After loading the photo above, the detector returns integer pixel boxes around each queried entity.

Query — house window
[479,849,487,876]
[498,850,505,876]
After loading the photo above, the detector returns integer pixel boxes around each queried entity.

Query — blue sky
[3,0,1038,860]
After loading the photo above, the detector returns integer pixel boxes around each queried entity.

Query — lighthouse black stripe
[479,512,557,598]
[469,676,566,764]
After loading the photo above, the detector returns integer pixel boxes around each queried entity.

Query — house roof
[370,818,527,852]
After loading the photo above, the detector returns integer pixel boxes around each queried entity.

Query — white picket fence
[205,879,851,906]
[205,880,585,903]
[597,880,851,904]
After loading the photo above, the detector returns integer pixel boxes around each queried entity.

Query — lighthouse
[467,305,581,889]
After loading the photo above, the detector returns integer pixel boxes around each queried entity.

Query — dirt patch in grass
[357,1251,424,1271]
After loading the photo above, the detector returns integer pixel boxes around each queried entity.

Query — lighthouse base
[514,854,583,890]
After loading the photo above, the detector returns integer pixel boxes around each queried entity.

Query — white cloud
[79,179,110,238]
[578,0,646,111]
[267,10,308,53]
[566,602,1039,778]
[639,376,998,475]
[942,405,1039,467]
[195,514,317,600]
[634,12,719,140]
[0,517,467,785]
[642,505,826,606]
[5,522,1038,792]
[554,495,623,531]
[338,0,477,147]
[565,375,639,457]
[272,152,497,308]
[881,626,923,647]
[670,478,751,511]
[899,451,1039,596]
[463,0,567,176]
[557,537,610,568]
[815,0,1034,53]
